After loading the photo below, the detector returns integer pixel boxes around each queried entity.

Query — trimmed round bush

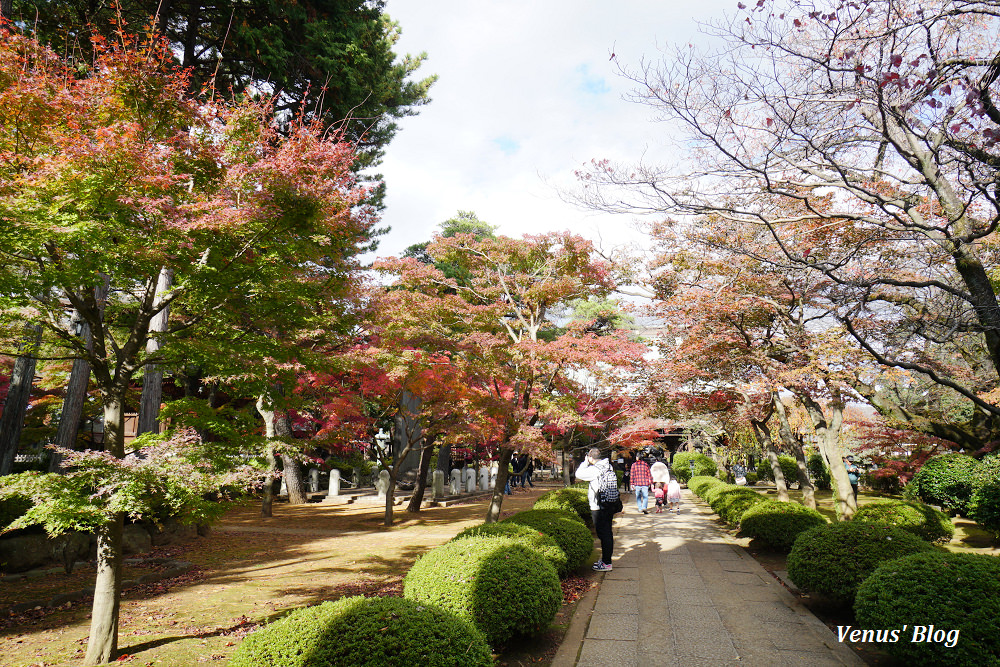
[688,475,722,497]
[905,453,978,514]
[229,596,492,667]
[969,482,1000,539]
[969,454,1000,538]
[534,487,591,527]
[738,499,828,552]
[671,452,717,484]
[745,471,759,485]
[502,509,593,573]
[403,537,561,647]
[710,486,769,525]
[807,453,831,490]
[855,552,1000,665]
[852,499,954,543]
[787,522,936,605]
[452,522,570,578]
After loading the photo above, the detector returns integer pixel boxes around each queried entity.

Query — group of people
[575,449,685,573]
[628,456,682,514]
[504,452,535,494]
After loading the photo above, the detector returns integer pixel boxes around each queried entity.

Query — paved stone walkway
[555,490,863,666]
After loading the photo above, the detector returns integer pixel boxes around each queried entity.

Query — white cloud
[374,0,737,257]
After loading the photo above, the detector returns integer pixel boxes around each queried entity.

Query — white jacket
[575,458,612,511]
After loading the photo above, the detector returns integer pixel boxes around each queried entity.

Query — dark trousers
[592,508,614,563]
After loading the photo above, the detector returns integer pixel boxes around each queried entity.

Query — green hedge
[745,471,759,485]
[452,522,570,578]
[502,509,593,573]
[688,475,723,497]
[738,500,828,552]
[533,487,591,527]
[229,596,492,667]
[711,487,769,525]
[671,452,717,484]
[403,537,561,647]
[852,499,954,543]
[969,454,1000,538]
[787,522,936,606]
[755,455,798,483]
[905,453,978,514]
[855,552,1000,665]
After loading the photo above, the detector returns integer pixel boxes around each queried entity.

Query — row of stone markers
[319,464,501,505]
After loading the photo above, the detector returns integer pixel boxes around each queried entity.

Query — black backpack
[597,466,623,514]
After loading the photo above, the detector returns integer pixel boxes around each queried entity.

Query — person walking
[576,447,617,572]
[666,476,682,513]
[630,456,653,514]
[650,458,671,486]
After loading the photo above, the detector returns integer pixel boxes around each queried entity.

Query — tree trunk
[275,410,307,505]
[485,446,515,523]
[137,268,173,437]
[52,278,111,471]
[773,392,815,509]
[255,394,279,517]
[83,391,126,664]
[0,324,42,475]
[799,392,856,519]
[0,0,11,20]
[83,513,124,665]
[406,435,435,513]
[751,416,788,501]
[383,467,397,527]
[435,441,451,474]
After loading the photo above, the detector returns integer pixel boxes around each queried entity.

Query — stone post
[490,463,499,488]
[432,469,445,500]
[450,469,461,495]
[465,468,476,493]
[308,468,320,493]
[479,467,489,491]
[327,469,341,498]
[375,470,390,500]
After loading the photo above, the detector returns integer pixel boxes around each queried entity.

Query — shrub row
[229,596,493,667]
[505,508,593,573]
[232,500,594,663]
[533,487,592,527]
[738,500,827,552]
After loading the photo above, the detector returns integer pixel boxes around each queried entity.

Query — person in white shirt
[576,447,615,571]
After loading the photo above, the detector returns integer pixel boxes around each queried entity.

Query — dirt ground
[1,482,588,667]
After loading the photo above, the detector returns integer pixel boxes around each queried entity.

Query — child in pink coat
[653,483,666,513]
[667,478,682,513]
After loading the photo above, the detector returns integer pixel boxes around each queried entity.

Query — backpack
[597,466,623,514]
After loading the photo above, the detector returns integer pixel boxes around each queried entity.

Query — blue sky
[375,0,738,258]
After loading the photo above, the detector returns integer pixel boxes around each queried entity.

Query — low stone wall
[0,519,207,574]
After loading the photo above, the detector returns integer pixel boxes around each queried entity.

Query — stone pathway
[555,490,863,666]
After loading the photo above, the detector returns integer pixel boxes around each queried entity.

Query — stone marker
[327,469,341,498]
[479,466,489,491]
[308,468,320,493]
[465,469,476,493]
[490,463,498,488]
[432,469,445,500]
[450,469,462,495]
[375,470,390,500]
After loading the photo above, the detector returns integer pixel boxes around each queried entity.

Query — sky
[373,0,738,259]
